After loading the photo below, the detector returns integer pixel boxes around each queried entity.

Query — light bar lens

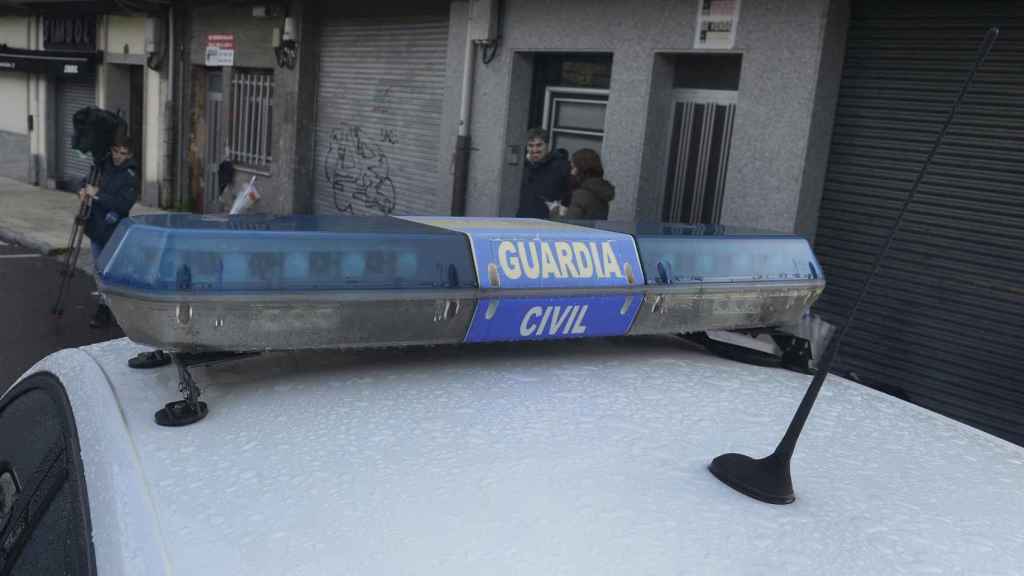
[99,215,478,292]
[568,222,823,284]
[640,236,821,283]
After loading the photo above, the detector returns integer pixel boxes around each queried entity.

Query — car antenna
[708,26,1001,505]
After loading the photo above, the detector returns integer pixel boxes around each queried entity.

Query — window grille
[230,69,274,169]
[542,87,610,158]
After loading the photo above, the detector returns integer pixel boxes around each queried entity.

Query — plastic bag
[229,176,261,215]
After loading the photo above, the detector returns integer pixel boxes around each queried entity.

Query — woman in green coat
[559,148,615,220]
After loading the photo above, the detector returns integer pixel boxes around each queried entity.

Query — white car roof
[24,336,1024,575]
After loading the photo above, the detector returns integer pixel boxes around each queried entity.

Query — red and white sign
[205,33,235,66]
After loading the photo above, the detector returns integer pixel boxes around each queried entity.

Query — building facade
[294,0,847,239]
[2,0,1021,444]
[173,0,845,239]
[174,0,1024,445]
[0,4,171,207]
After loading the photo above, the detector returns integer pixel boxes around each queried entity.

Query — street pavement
[0,176,163,273]
[0,238,124,387]
[0,176,165,387]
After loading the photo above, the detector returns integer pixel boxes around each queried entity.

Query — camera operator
[79,134,138,329]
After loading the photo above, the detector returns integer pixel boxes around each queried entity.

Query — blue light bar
[98,214,477,292]
[577,222,823,284]
[97,216,827,353]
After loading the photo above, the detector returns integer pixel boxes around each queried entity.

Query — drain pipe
[450,30,476,216]
[174,1,192,210]
[161,5,176,208]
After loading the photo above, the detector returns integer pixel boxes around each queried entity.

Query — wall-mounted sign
[43,16,97,51]
[0,46,96,77]
[399,217,644,290]
[466,295,643,343]
[694,0,741,50]
[205,34,236,67]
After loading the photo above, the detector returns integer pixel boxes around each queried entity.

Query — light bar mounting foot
[153,351,261,427]
[155,353,209,427]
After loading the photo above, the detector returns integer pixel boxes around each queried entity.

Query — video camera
[71,106,127,165]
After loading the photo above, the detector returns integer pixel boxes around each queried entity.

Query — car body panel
[9,348,169,576]
[12,337,1024,575]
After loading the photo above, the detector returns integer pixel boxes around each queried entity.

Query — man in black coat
[516,128,570,219]
[79,137,139,328]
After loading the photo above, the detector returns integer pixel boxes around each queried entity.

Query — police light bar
[593,222,825,336]
[98,215,825,354]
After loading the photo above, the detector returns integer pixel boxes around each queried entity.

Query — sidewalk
[0,176,166,274]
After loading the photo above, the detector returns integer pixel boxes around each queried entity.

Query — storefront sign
[0,47,96,77]
[205,34,236,67]
[43,16,97,51]
[694,0,741,50]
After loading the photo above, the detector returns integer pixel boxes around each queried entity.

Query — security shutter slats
[314,14,449,216]
[840,335,1024,402]
[838,116,1024,136]
[840,362,1024,428]
[819,263,1024,310]
[828,323,1022,390]
[824,228,1022,265]
[824,179,1024,218]
[836,350,1024,417]
[57,73,96,190]
[819,269,1024,331]
[820,203,1024,240]
[814,1,1024,446]
[823,182,1024,215]
[922,166,1024,187]
[821,257,1024,306]
[817,225,1024,276]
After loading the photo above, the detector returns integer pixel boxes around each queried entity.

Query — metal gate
[56,73,96,191]
[661,90,737,224]
[813,0,1024,445]
[314,14,449,215]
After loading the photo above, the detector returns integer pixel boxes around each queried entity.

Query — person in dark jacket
[516,128,570,219]
[79,136,139,328]
[559,148,614,220]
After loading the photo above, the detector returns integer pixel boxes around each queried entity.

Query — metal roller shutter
[814,1,1024,445]
[57,73,97,190]
[314,15,449,216]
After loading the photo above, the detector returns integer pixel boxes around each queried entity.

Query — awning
[0,46,98,77]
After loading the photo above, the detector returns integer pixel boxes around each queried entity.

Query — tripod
[51,164,99,317]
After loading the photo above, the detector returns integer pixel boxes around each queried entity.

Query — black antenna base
[709,452,794,505]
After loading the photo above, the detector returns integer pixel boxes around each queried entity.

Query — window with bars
[229,69,274,170]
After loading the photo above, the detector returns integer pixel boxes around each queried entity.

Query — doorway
[205,70,224,212]
[658,52,741,224]
[661,89,737,224]
[529,53,612,156]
